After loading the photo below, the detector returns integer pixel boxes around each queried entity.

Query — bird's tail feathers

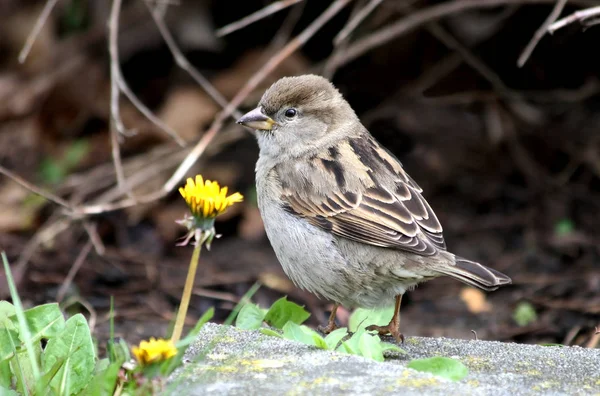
[436,255,511,291]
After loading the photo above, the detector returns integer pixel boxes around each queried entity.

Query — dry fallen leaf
[158,87,219,142]
[460,287,492,314]
[258,272,295,294]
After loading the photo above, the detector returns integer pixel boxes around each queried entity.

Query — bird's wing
[281,135,446,256]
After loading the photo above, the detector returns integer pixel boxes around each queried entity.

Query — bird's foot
[318,322,338,334]
[366,323,405,343]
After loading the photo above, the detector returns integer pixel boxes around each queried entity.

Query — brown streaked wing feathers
[281,136,446,256]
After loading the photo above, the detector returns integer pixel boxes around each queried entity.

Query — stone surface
[167,323,600,395]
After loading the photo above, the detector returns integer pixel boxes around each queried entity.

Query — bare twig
[109,0,135,198]
[548,5,600,32]
[425,22,513,97]
[143,0,239,117]
[334,0,385,45]
[60,295,97,332]
[216,0,304,37]
[12,217,72,290]
[82,221,106,255]
[0,165,72,210]
[586,326,600,348]
[116,74,186,145]
[162,0,352,193]
[108,0,186,146]
[75,0,352,216]
[518,0,568,67]
[331,0,596,70]
[323,0,370,78]
[403,5,520,94]
[18,0,60,63]
[266,0,306,53]
[56,240,93,302]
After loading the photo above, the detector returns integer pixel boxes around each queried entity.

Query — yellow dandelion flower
[132,337,178,366]
[179,175,243,220]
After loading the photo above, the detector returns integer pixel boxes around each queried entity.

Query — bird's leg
[318,303,340,334]
[366,295,404,343]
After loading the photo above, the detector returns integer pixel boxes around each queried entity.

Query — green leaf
[0,302,15,318]
[349,306,395,332]
[0,322,19,362]
[554,218,575,236]
[324,328,348,350]
[108,339,129,368]
[39,159,65,185]
[339,327,366,355]
[10,342,42,396]
[2,252,41,389]
[380,342,407,355]
[407,357,469,381]
[0,385,19,396]
[264,297,310,329]
[81,360,120,396]
[281,322,326,349]
[38,356,66,390]
[513,301,537,327]
[0,359,10,388]
[311,333,328,350]
[42,314,95,395]
[358,332,384,362]
[10,303,65,345]
[260,328,283,338]
[64,140,90,169]
[235,303,266,330]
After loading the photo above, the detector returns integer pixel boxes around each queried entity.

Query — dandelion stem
[171,242,202,343]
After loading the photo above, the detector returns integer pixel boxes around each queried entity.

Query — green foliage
[348,306,395,332]
[554,218,575,236]
[235,297,310,330]
[236,303,267,330]
[407,357,469,381]
[238,298,406,361]
[1,251,212,395]
[513,301,537,327]
[39,139,90,184]
[42,314,95,395]
[264,297,311,329]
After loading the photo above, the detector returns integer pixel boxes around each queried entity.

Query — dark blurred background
[0,0,599,348]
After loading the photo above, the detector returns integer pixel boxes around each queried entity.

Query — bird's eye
[284,108,297,118]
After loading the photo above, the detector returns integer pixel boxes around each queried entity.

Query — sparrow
[237,74,511,342]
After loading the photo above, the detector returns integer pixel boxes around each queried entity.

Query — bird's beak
[237,107,276,131]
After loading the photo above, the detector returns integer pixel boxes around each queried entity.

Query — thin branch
[74,0,352,215]
[323,0,371,78]
[108,0,186,146]
[215,0,304,37]
[116,70,186,146]
[518,0,568,67]
[266,0,306,54]
[108,0,133,197]
[548,5,600,32]
[0,165,72,210]
[334,0,385,45]
[82,221,106,255]
[143,1,239,118]
[331,0,596,70]
[162,0,352,193]
[18,0,60,63]
[425,22,513,96]
[56,240,93,302]
[14,216,72,289]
